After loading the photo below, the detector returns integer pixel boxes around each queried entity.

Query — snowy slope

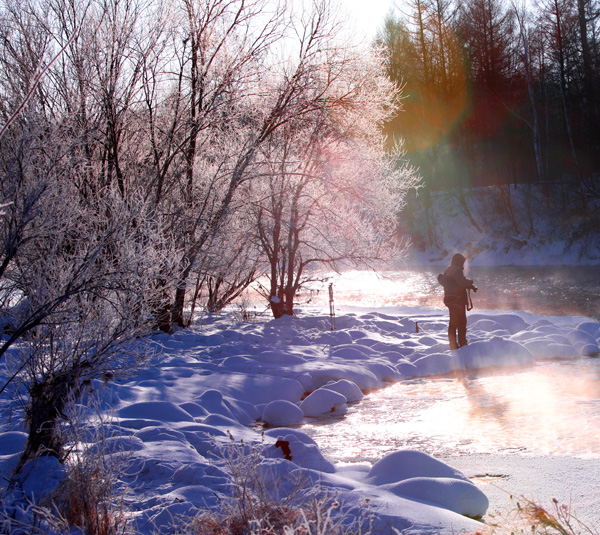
[402,185,600,266]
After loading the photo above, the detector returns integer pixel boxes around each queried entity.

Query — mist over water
[304,359,600,463]
[302,265,600,462]
[462,266,600,320]
[314,265,600,321]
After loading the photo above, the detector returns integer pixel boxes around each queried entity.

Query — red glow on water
[304,360,600,463]
[301,267,600,320]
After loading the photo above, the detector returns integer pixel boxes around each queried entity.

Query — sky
[337,0,397,41]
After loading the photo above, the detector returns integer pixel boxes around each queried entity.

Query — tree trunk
[20,369,84,468]
[269,293,295,319]
[172,285,187,328]
[150,279,173,333]
[456,187,482,233]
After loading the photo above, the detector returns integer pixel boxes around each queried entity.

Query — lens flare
[385,25,468,152]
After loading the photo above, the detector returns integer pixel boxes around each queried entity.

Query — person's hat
[451,253,466,266]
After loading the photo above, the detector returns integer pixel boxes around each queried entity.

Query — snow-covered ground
[2,301,599,534]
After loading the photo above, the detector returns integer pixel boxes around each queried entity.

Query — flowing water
[303,360,600,463]
[302,266,600,462]
[319,265,600,321]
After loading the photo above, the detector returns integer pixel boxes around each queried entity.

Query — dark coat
[440,254,475,307]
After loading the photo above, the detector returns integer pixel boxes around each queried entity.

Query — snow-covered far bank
[399,185,600,267]
[405,242,600,267]
[1,305,600,534]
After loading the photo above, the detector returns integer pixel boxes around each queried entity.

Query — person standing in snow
[438,253,477,350]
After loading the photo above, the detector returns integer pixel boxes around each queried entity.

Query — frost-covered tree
[0,121,176,464]
[130,0,416,328]
[0,0,415,462]
[135,0,288,328]
[246,38,418,318]
[0,0,177,463]
[185,207,263,316]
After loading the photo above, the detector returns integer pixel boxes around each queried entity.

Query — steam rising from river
[299,267,600,320]
[299,267,600,461]
[304,359,600,463]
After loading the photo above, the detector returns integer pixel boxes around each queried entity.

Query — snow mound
[567,329,598,349]
[470,318,510,335]
[383,477,489,518]
[254,350,306,364]
[17,457,66,503]
[523,340,579,359]
[321,379,364,402]
[576,322,600,338]
[118,401,195,422]
[459,338,534,369]
[262,400,304,427]
[396,360,418,377]
[300,388,348,417]
[364,361,402,382]
[331,344,372,360]
[0,432,27,455]
[412,352,463,376]
[579,344,600,356]
[266,431,335,473]
[469,313,529,334]
[3,306,599,535]
[367,449,471,486]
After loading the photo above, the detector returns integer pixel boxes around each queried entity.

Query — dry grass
[43,399,132,535]
[476,495,598,535]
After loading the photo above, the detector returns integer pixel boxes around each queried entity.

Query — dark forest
[380,0,600,191]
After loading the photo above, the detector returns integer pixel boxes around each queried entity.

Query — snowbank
[402,185,600,266]
[1,306,599,534]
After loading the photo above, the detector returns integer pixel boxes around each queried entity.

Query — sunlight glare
[303,361,600,463]
[323,270,442,308]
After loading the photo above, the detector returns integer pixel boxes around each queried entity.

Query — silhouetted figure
[438,253,478,350]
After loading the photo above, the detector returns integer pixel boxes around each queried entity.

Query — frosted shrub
[232,292,260,323]
[1,399,133,535]
[180,438,371,535]
[47,401,132,535]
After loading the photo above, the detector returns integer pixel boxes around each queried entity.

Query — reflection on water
[299,266,600,462]
[302,359,600,463]
[317,266,600,320]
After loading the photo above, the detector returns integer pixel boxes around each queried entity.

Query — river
[302,359,600,464]
[318,265,600,321]
[300,265,600,527]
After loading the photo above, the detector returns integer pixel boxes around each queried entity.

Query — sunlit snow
[2,301,599,534]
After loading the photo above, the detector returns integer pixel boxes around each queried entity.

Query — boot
[458,327,468,348]
[448,329,459,350]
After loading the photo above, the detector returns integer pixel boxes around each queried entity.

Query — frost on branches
[0,0,416,469]
[245,44,418,317]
